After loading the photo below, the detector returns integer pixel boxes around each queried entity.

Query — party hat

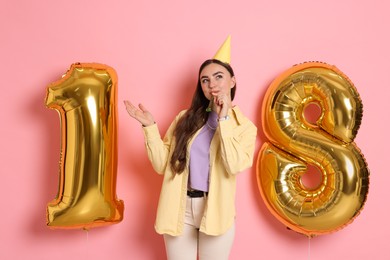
[213,35,231,64]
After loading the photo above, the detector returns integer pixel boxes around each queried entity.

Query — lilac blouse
[188,111,219,192]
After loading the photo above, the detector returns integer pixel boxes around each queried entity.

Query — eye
[216,74,223,80]
[201,78,209,84]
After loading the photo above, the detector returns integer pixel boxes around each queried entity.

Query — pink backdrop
[1,0,389,259]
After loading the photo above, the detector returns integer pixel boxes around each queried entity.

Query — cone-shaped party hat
[213,35,231,64]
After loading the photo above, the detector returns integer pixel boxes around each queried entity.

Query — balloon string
[308,237,311,260]
[85,229,89,259]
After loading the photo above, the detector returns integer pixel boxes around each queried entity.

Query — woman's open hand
[124,100,155,127]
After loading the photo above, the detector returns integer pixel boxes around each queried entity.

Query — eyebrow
[200,71,224,79]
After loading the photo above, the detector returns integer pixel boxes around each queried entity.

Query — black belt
[187,190,208,198]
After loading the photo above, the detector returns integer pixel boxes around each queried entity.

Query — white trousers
[163,196,235,260]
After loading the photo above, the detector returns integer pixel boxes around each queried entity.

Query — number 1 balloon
[45,63,124,229]
[257,62,369,237]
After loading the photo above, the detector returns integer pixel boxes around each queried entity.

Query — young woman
[124,56,257,259]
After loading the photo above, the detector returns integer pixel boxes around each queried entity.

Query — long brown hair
[169,59,236,174]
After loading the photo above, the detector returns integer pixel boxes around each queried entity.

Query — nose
[208,79,217,89]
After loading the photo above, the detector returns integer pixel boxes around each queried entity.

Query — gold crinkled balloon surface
[257,62,369,237]
[45,63,124,230]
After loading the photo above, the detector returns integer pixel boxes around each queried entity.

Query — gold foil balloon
[257,62,369,237]
[45,63,124,229]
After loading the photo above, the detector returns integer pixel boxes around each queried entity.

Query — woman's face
[199,63,236,101]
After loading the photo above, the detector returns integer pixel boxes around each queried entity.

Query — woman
[124,54,257,259]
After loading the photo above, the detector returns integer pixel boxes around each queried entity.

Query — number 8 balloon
[257,62,369,237]
[45,63,124,229]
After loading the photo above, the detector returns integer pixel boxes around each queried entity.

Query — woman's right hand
[124,100,155,127]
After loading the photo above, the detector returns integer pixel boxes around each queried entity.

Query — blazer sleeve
[217,114,257,175]
[142,111,185,174]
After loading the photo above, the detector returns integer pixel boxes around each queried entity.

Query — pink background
[1,0,389,259]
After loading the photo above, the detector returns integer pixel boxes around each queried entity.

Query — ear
[230,76,236,88]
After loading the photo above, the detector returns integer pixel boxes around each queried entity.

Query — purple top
[188,111,219,192]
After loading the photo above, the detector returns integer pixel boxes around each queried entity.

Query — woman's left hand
[213,93,231,118]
